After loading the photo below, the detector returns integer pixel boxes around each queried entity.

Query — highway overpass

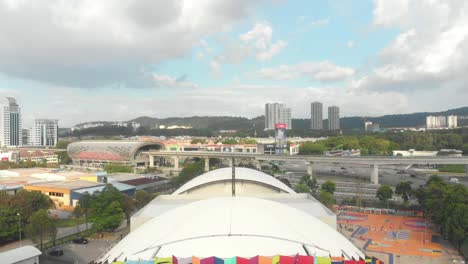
[144,151,468,184]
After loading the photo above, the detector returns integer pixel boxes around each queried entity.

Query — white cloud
[239,22,287,61]
[0,0,261,87]
[256,61,355,82]
[365,0,468,92]
[346,41,354,48]
[152,74,198,89]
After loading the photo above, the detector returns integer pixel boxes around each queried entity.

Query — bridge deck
[144,151,468,165]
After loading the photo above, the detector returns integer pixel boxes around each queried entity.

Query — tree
[89,185,125,231]
[92,201,124,232]
[376,185,393,204]
[321,181,336,194]
[318,190,335,207]
[9,190,54,222]
[104,163,133,174]
[300,175,317,191]
[55,140,72,149]
[25,209,56,249]
[221,139,238,144]
[0,207,19,243]
[294,183,310,193]
[190,138,207,144]
[171,160,205,188]
[73,193,92,230]
[122,195,136,226]
[395,181,412,202]
[299,142,326,155]
[57,151,72,165]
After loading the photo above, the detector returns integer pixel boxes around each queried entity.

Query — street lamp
[17,213,21,247]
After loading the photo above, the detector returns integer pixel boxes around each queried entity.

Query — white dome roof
[99,197,363,262]
[173,167,295,195]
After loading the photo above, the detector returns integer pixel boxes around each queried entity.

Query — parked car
[410,174,417,178]
[72,237,89,244]
[48,248,64,256]
[449,177,459,184]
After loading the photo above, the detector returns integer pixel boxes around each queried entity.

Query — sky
[1,0,468,127]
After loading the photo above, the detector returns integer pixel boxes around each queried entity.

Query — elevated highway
[144,151,468,184]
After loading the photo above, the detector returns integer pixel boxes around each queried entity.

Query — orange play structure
[338,212,443,258]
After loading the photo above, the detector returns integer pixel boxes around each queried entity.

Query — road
[40,240,112,264]
[277,161,467,188]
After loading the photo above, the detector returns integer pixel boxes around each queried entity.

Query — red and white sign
[275,123,287,129]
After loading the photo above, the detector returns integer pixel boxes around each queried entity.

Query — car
[341,167,346,170]
[72,237,89,244]
[410,174,417,178]
[48,248,64,256]
[450,178,459,184]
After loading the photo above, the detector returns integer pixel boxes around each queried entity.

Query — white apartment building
[328,106,340,130]
[426,115,457,129]
[310,102,323,130]
[0,97,22,147]
[447,115,458,128]
[265,103,292,130]
[29,119,59,146]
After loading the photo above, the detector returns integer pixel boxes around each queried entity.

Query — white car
[450,178,459,184]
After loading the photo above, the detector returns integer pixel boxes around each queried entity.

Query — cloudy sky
[1,0,468,127]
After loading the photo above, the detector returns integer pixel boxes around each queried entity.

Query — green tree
[299,142,326,155]
[92,201,124,232]
[135,190,158,209]
[73,193,92,230]
[25,209,56,249]
[395,181,412,202]
[122,195,136,226]
[294,183,310,193]
[57,151,72,165]
[190,138,207,144]
[376,185,393,203]
[55,140,72,149]
[321,180,336,194]
[171,160,205,188]
[318,190,335,207]
[0,207,19,242]
[221,139,238,144]
[300,175,317,190]
[89,185,125,231]
[104,163,133,174]
[10,190,54,222]
[239,138,257,144]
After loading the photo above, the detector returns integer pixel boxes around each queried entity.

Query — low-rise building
[18,149,59,164]
[0,245,41,264]
[23,180,104,210]
[324,149,361,157]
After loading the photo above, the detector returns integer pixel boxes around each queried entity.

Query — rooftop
[25,180,103,190]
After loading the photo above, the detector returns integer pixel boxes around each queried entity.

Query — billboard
[275,123,287,154]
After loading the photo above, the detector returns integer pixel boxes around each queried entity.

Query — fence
[41,228,97,251]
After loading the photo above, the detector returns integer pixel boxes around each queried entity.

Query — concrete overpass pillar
[204,158,210,172]
[228,158,234,167]
[255,160,262,170]
[307,162,313,177]
[173,156,179,170]
[370,164,379,184]
[149,155,154,168]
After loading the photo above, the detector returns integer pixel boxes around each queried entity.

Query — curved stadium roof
[99,197,364,262]
[173,167,296,195]
[67,141,164,162]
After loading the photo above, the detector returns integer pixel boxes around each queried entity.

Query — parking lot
[40,240,113,264]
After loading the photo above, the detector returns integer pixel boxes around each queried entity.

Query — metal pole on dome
[232,157,236,197]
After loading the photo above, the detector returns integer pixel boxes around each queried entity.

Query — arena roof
[99,197,364,262]
[173,167,295,195]
[67,141,164,162]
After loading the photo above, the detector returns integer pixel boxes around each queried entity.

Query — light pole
[17,213,21,247]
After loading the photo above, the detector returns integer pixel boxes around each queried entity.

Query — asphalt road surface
[278,160,467,188]
[40,240,112,264]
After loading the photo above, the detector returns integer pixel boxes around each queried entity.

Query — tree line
[299,132,468,156]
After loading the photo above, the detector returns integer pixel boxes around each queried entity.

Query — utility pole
[232,157,236,197]
[17,213,21,248]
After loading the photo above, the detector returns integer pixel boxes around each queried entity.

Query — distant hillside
[71,106,468,134]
